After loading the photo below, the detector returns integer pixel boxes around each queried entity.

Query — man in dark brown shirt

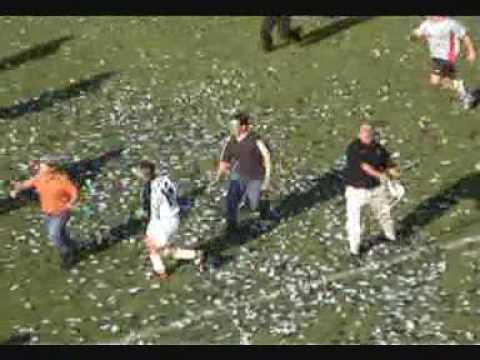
[216,115,272,230]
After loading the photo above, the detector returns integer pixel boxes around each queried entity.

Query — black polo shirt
[344,138,391,189]
[221,132,265,181]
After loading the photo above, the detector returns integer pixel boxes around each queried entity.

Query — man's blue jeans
[44,211,76,257]
[225,179,262,225]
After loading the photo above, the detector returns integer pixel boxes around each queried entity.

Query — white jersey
[150,176,180,221]
[415,17,467,62]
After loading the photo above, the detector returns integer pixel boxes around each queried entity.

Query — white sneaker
[461,92,475,110]
[455,80,467,96]
[349,246,360,256]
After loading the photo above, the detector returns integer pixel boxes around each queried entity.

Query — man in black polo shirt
[216,114,272,230]
[344,123,400,256]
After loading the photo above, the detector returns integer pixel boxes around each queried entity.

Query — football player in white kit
[410,16,477,109]
[144,173,206,280]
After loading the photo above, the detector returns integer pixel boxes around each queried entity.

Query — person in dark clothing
[344,124,401,256]
[216,114,272,230]
[139,160,156,223]
[260,16,302,52]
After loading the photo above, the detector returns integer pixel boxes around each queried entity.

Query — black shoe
[261,34,274,52]
[60,251,77,271]
[288,28,302,42]
[348,252,363,267]
[226,222,238,233]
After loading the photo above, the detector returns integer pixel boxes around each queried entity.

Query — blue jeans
[225,179,262,224]
[44,212,76,257]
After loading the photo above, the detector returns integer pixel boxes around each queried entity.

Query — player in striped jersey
[411,16,477,109]
[143,173,206,280]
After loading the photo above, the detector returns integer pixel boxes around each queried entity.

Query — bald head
[358,123,374,145]
[427,16,445,22]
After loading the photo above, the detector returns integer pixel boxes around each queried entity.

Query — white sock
[172,248,197,260]
[150,253,166,274]
[454,79,467,97]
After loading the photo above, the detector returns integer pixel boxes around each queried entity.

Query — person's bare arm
[216,161,230,182]
[64,183,79,210]
[10,178,35,198]
[360,163,386,181]
[215,137,232,182]
[386,163,401,179]
[462,34,477,64]
[257,140,271,191]
[361,162,400,183]
[410,27,426,42]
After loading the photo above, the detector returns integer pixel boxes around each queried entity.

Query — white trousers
[345,185,396,254]
[145,216,199,274]
[146,216,180,248]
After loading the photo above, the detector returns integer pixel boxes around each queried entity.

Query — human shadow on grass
[77,185,209,259]
[198,169,345,268]
[0,194,30,215]
[0,35,73,72]
[0,149,124,216]
[0,332,31,345]
[299,16,375,47]
[363,172,480,253]
[63,147,124,189]
[471,88,480,109]
[0,70,117,120]
[398,172,480,240]
[0,182,40,215]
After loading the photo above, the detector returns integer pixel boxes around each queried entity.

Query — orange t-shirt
[25,170,78,215]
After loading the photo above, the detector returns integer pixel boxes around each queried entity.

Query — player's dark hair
[139,160,155,174]
[235,112,250,127]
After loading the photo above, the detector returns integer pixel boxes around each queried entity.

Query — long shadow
[77,217,146,257]
[397,172,480,241]
[0,148,124,216]
[0,70,117,120]
[0,196,23,215]
[77,184,209,257]
[199,168,345,266]
[63,147,124,189]
[0,35,73,72]
[300,16,374,47]
[471,89,480,109]
[0,332,31,345]
[0,190,37,215]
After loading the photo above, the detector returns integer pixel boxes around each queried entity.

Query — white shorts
[146,216,179,248]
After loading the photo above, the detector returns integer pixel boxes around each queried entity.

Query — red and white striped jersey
[415,17,467,62]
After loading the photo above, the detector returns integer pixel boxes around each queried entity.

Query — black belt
[347,182,379,190]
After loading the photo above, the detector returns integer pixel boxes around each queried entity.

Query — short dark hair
[236,113,250,127]
[139,160,155,174]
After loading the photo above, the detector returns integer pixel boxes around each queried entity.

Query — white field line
[105,234,480,344]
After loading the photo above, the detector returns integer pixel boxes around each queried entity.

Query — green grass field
[0,16,479,344]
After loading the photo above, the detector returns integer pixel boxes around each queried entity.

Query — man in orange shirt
[10,156,80,270]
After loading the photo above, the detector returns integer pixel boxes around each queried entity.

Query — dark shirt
[221,132,265,181]
[140,180,151,220]
[344,138,391,189]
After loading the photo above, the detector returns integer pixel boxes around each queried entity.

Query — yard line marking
[103,234,480,344]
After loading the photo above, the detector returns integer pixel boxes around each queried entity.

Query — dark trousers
[225,179,263,225]
[261,16,292,40]
[260,16,291,47]
[44,212,76,257]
